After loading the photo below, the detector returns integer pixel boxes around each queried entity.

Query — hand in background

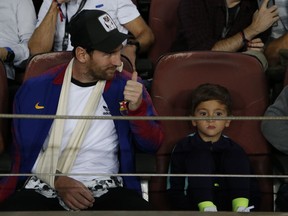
[247,38,264,52]
[250,0,279,34]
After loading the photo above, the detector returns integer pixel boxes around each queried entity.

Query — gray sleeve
[261,86,288,154]
[12,0,36,67]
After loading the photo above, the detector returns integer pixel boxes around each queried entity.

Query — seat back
[24,51,73,81]
[0,60,8,154]
[24,51,133,81]
[149,51,273,211]
[148,0,180,66]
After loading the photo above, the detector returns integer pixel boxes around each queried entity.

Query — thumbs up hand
[124,71,143,111]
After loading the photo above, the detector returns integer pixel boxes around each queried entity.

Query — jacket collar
[52,63,113,91]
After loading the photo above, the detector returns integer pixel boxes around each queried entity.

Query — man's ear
[75,46,89,63]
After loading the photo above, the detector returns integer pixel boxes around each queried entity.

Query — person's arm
[124,71,163,152]
[116,0,154,68]
[123,16,154,54]
[261,86,288,155]
[28,0,64,55]
[121,16,154,69]
[211,31,248,52]
[212,0,279,51]
[55,176,95,210]
[10,0,36,67]
[264,33,288,66]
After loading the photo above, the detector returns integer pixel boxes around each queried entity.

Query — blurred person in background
[0,0,36,84]
[171,0,279,53]
[28,0,154,69]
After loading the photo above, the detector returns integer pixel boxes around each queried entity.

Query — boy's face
[192,100,231,143]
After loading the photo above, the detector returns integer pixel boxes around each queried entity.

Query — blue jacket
[1,63,163,201]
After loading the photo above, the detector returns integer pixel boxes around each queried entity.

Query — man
[263,0,288,102]
[261,85,288,211]
[0,0,36,82]
[28,0,154,69]
[0,9,163,211]
[264,0,288,66]
[261,85,288,155]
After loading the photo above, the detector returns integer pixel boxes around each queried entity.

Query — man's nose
[111,53,122,66]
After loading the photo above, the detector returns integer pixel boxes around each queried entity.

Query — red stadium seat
[24,51,73,81]
[149,51,273,211]
[24,51,134,82]
[148,0,180,66]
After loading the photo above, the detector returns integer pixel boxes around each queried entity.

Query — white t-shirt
[33,82,119,182]
[0,0,36,79]
[37,0,140,51]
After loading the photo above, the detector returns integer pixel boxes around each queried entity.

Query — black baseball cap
[69,9,128,53]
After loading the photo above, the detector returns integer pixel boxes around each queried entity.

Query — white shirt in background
[0,0,36,79]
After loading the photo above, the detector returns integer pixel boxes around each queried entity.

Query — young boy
[168,83,256,212]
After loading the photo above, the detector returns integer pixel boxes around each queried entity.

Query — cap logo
[98,14,117,32]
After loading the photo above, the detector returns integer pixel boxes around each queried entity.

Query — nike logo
[35,102,44,109]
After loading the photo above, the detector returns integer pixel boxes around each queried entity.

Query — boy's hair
[190,83,232,115]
